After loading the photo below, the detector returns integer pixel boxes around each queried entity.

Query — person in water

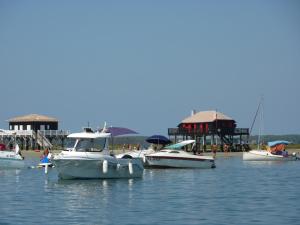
[40,149,50,163]
[212,144,217,158]
[282,149,289,157]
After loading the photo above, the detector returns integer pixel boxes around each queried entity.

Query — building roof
[181,110,233,123]
[8,114,58,123]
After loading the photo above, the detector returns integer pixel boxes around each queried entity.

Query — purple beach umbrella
[107,127,138,137]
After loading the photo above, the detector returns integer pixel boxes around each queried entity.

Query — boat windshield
[65,139,77,149]
[76,138,106,152]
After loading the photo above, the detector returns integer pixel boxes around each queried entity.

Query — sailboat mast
[249,97,264,149]
[249,99,262,136]
[259,98,264,149]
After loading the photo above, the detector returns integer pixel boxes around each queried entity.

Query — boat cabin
[65,130,110,152]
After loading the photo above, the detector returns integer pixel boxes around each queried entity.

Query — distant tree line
[113,134,300,145]
[110,136,149,148]
[249,134,300,144]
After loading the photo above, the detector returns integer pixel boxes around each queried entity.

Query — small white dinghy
[243,141,299,161]
[116,134,171,166]
[0,143,25,169]
[116,148,156,166]
[52,127,144,179]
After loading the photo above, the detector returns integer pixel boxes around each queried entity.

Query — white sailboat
[243,141,299,161]
[243,99,299,161]
[52,127,144,179]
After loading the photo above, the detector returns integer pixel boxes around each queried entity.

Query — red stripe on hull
[147,156,213,162]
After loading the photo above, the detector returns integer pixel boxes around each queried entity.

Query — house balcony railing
[168,128,249,136]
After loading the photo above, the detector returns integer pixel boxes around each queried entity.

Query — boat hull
[146,156,215,169]
[0,151,24,169]
[243,150,298,161]
[53,157,143,179]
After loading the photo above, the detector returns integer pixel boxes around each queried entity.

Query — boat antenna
[215,109,218,144]
[101,122,107,133]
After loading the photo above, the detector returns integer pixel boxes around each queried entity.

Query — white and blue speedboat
[0,143,25,169]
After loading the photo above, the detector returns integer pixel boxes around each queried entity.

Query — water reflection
[0,168,21,176]
[49,177,138,200]
[1,157,300,225]
[0,169,22,184]
[243,160,287,167]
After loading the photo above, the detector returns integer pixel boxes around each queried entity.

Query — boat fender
[143,156,146,164]
[117,163,121,170]
[45,164,48,174]
[128,161,133,175]
[103,160,108,174]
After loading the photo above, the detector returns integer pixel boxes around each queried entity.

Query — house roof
[8,114,58,123]
[181,110,233,123]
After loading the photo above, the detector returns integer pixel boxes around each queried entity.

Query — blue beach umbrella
[146,135,171,145]
[267,140,290,147]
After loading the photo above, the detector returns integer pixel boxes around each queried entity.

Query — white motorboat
[52,128,144,179]
[0,143,25,169]
[145,140,215,168]
[243,140,299,161]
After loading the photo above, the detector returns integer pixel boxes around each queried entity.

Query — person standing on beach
[212,144,217,158]
[224,144,229,154]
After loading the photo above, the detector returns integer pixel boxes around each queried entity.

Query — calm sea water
[0,156,300,225]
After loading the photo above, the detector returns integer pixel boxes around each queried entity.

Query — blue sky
[0,0,299,135]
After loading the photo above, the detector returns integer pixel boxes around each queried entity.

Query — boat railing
[39,130,70,137]
[234,128,249,135]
